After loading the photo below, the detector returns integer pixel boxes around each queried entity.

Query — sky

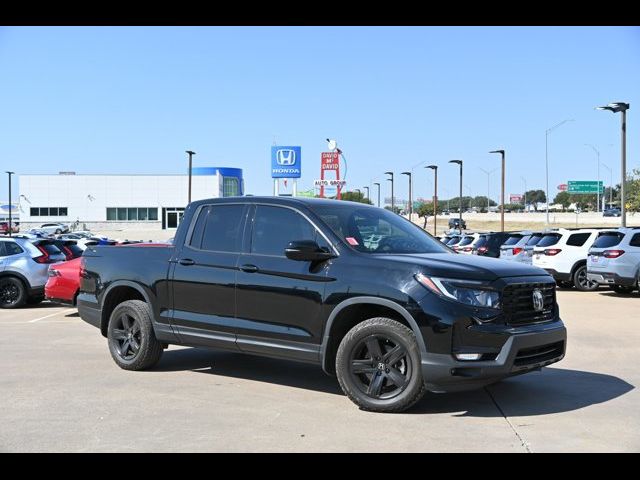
[1,26,639,204]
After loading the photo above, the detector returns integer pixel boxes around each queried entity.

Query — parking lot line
[28,308,75,323]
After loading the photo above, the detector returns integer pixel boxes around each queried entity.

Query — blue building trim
[191,167,244,196]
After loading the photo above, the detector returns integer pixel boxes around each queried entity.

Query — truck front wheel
[107,300,163,370]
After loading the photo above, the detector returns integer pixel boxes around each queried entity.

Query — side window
[252,206,317,256]
[0,242,6,257]
[200,205,245,253]
[188,206,210,248]
[566,233,591,247]
[4,242,24,256]
[629,233,640,248]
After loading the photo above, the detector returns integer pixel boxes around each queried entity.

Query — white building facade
[18,168,243,231]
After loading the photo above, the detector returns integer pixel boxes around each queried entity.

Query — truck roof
[190,196,377,209]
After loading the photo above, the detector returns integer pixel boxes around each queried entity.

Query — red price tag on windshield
[346,237,359,246]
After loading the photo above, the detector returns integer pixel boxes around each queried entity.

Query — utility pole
[186,150,196,204]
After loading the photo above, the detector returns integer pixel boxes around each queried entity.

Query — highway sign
[567,181,604,194]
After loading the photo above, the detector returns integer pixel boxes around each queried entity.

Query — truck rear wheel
[335,317,426,413]
[107,300,163,370]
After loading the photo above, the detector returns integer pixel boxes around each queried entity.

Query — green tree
[524,190,546,211]
[472,196,497,211]
[554,191,572,210]
[339,191,372,205]
[627,169,640,213]
[416,202,443,228]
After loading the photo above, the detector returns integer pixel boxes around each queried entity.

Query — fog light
[454,353,483,361]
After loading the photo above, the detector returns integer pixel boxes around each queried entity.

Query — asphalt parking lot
[0,290,638,452]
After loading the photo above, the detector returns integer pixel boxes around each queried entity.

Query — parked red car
[45,243,169,305]
[0,222,19,234]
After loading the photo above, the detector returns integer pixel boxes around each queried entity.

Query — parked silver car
[39,223,70,235]
[499,231,544,264]
[587,227,640,294]
[0,237,65,308]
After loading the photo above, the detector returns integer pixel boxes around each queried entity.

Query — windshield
[474,235,488,249]
[313,204,450,254]
[502,235,523,246]
[537,233,561,247]
[592,232,624,248]
[446,237,462,246]
[457,236,475,246]
[526,234,543,246]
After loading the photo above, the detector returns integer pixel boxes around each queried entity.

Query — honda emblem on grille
[532,289,544,312]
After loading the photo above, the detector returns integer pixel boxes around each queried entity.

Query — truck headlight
[415,274,501,309]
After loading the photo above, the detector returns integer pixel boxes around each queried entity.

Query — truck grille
[502,282,556,326]
[514,341,565,367]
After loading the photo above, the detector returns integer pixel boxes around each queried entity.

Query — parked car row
[437,227,640,294]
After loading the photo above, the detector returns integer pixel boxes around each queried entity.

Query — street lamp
[600,163,613,208]
[373,182,381,208]
[545,119,574,224]
[363,186,370,201]
[596,102,630,227]
[5,171,14,237]
[385,172,394,212]
[449,160,463,232]
[478,167,498,212]
[401,171,412,218]
[489,149,506,232]
[426,165,438,235]
[355,188,362,197]
[185,150,196,204]
[584,144,601,213]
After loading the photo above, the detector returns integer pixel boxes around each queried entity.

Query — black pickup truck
[79,197,566,412]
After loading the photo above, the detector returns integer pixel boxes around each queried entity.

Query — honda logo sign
[271,146,302,178]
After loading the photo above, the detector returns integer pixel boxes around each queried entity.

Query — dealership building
[17,167,243,231]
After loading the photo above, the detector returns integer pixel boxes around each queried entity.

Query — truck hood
[377,252,550,281]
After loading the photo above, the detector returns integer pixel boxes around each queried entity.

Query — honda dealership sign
[271,146,302,178]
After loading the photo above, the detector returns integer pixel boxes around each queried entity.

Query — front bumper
[587,271,636,287]
[421,321,566,393]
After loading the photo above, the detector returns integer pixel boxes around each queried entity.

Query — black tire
[335,317,426,413]
[27,295,45,305]
[573,265,599,292]
[0,277,27,309]
[557,281,573,289]
[611,285,635,294]
[107,300,163,371]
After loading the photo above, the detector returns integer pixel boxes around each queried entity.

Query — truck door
[170,203,249,350]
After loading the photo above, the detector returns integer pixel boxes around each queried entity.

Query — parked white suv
[532,228,604,291]
[587,228,640,294]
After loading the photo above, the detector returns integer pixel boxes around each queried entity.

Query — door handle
[178,258,195,266]
[239,264,259,273]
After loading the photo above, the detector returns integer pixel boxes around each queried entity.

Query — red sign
[320,151,342,199]
[558,184,568,191]
[509,194,523,203]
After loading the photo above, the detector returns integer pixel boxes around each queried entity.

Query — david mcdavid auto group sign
[271,146,302,178]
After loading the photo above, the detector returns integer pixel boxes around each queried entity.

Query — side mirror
[285,240,335,262]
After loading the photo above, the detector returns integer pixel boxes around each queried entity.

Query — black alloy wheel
[349,335,411,400]
[111,313,142,361]
[0,277,27,308]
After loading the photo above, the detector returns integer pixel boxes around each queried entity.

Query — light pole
[449,160,463,232]
[401,171,412,218]
[584,144,601,213]
[521,176,527,212]
[186,150,196,204]
[597,102,630,227]
[5,171,14,237]
[478,167,498,212]
[426,165,438,235]
[489,149,506,231]
[545,119,574,224]
[385,172,394,212]
[373,182,381,208]
[600,163,613,208]
[363,186,370,202]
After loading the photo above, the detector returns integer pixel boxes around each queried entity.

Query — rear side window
[66,244,84,257]
[566,233,592,247]
[526,234,543,246]
[474,236,488,248]
[3,242,24,256]
[189,206,210,248]
[537,234,561,247]
[629,233,640,248]
[503,235,523,246]
[446,237,461,246]
[592,232,625,249]
[199,205,245,252]
[252,206,317,256]
[458,236,475,246]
